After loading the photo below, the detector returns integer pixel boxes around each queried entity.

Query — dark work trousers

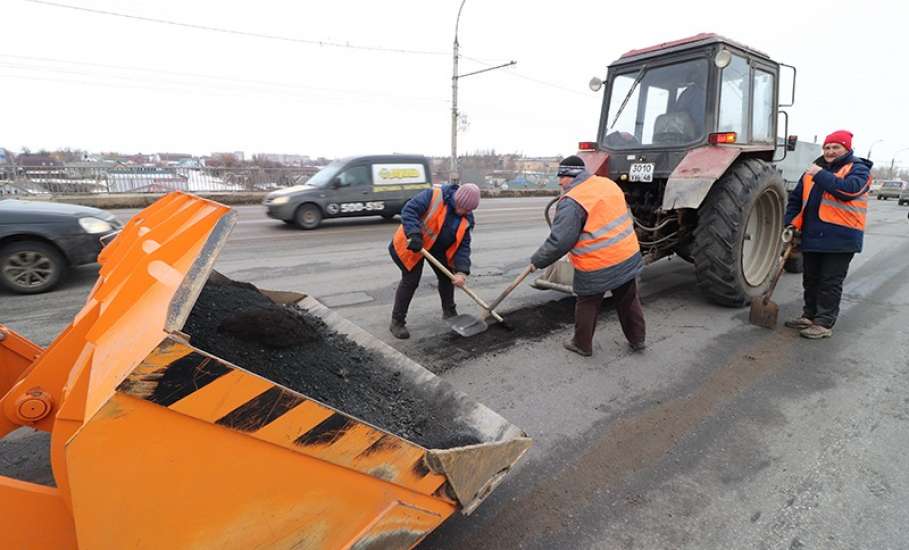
[573,278,646,353]
[392,256,456,324]
[802,251,854,328]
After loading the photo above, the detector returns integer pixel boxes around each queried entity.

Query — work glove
[406,234,423,252]
[784,225,801,250]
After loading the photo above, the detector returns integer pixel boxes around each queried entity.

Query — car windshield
[883,181,902,188]
[601,59,709,149]
[304,159,347,188]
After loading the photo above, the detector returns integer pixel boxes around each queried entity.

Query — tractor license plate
[629,163,654,182]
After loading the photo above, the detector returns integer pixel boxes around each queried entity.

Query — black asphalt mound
[183,276,482,449]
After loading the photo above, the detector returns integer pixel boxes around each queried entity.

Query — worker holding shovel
[387,183,481,339]
[530,156,646,356]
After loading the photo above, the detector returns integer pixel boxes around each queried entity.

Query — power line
[24,0,448,56]
[0,54,449,104]
[461,54,589,97]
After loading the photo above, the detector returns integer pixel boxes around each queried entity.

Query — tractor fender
[661,146,743,211]
[577,150,610,176]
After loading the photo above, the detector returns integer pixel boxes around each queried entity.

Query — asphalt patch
[417,296,614,373]
[183,276,482,449]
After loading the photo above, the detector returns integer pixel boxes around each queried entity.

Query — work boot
[389,320,410,340]
[563,340,592,357]
[800,325,832,339]
[784,316,814,329]
[442,306,459,320]
[629,341,647,352]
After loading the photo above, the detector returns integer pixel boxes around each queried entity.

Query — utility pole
[450,0,515,184]
[867,139,884,160]
[890,146,909,178]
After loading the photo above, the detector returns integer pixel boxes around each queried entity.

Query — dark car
[0,199,121,294]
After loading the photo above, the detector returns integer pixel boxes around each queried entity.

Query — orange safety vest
[791,163,870,232]
[392,187,469,270]
[565,176,640,272]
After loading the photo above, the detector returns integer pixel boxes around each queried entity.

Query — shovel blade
[749,298,779,329]
[447,313,488,337]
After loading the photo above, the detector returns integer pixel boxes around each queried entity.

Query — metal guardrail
[0,165,316,196]
[0,164,563,197]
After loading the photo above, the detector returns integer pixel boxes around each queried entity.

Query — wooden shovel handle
[486,264,534,314]
[763,243,793,304]
[420,249,505,323]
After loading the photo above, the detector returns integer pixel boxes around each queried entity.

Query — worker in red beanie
[783,130,873,339]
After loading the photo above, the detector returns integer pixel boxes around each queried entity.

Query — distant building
[255,153,311,166]
[16,153,61,167]
[211,151,245,163]
[154,153,195,165]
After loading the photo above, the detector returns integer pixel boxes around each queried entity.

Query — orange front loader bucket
[0,192,530,549]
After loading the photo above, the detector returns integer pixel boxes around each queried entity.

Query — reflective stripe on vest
[791,163,869,232]
[565,176,640,272]
[392,187,469,271]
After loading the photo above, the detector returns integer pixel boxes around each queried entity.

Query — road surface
[2,197,908,549]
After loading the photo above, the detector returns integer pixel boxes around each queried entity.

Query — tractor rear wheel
[692,158,786,307]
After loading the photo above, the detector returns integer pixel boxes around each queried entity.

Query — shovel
[482,264,535,320]
[420,249,506,337]
[749,228,795,329]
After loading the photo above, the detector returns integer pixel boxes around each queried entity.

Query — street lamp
[450,0,516,183]
[888,146,909,178]
[867,139,884,160]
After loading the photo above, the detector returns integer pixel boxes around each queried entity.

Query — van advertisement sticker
[372,164,429,192]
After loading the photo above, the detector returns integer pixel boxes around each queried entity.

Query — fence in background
[0,165,316,196]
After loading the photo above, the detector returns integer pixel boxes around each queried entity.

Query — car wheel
[0,240,66,294]
[294,203,323,229]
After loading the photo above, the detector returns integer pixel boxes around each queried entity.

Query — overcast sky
[2,0,906,166]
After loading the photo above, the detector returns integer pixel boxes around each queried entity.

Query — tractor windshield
[602,59,709,149]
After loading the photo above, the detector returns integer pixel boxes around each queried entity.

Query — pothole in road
[416,296,618,373]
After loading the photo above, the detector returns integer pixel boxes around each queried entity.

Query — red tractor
[535,33,799,306]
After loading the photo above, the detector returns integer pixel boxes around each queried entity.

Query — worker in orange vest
[387,183,480,339]
[530,156,646,356]
[784,130,873,339]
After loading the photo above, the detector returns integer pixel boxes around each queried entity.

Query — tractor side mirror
[786,135,798,152]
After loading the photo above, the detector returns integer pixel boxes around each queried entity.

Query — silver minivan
[877,180,904,201]
[263,155,432,229]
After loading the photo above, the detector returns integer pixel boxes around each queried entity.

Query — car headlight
[79,217,114,234]
[270,196,290,205]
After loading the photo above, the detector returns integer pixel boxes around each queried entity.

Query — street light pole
[450,0,466,184]
[867,139,884,160]
[450,0,515,184]
[889,146,909,178]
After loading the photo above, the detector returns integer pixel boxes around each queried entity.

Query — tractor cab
[592,33,785,185]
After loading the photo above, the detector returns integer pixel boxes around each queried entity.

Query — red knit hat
[824,129,853,150]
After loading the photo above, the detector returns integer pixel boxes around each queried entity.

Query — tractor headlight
[79,217,114,234]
